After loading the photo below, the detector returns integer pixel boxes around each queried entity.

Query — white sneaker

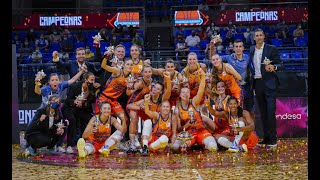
[56,146,66,153]
[66,146,74,154]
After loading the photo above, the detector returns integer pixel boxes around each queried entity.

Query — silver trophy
[262,57,272,65]
[35,70,46,85]
[172,76,180,85]
[177,127,193,153]
[106,45,115,54]
[211,34,222,45]
[56,120,65,131]
[188,108,195,124]
[182,75,188,84]
[92,33,103,44]
[126,74,135,90]
[76,92,87,101]
[92,118,100,131]
[206,68,212,77]
[230,120,240,135]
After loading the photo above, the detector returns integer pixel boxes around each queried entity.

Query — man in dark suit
[249,28,283,147]
[53,47,103,83]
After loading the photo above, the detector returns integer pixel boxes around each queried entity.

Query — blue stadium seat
[189,46,201,58]
[183,29,192,37]
[114,2,123,7]
[125,2,133,7]
[303,49,308,58]
[74,42,85,50]
[100,42,110,52]
[234,33,244,41]
[50,43,60,51]
[200,40,208,50]
[19,32,27,40]
[279,50,290,62]
[155,1,164,6]
[135,1,144,6]
[166,1,174,6]
[123,42,133,50]
[146,1,153,7]
[271,38,283,47]
[291,50,304,63]
[295,37,307,47]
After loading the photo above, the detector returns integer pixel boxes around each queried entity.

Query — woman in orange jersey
[204,96,259,152]
[77,101,124,157]
[152,59,182,107]
[126,65,153,153]
[179,52,207,100]
[130,44,146,79]
[95,57,133,134]
[140,94,177,155]
[202,81,231,135]
[211,54,243,106]
[126,71,172,154]
[172,67,218,152]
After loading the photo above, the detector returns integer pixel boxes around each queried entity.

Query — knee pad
[159,135,169,143]
[203,136,217,150]
[238,121,245,127]
[142,120,152,136]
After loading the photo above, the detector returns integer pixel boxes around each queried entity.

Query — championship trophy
[126,74,135,90]
[92,33,103,48]
[188,108,195,124]
[211,34,222,46]
[205,68,212,83]
[262,57,272,65]
[177,127,193,153]
[56,120,66,132]
[52,51,59,62]
[230,120,240,135]
[76,92,87,101]
[92,118,100,131]
[35,70,46,86]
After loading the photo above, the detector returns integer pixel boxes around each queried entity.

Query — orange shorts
[239,131,259,149]
[95,96,124,115]
[136,109,150,121]
[213,120,230,135]
[86,139,105,152]
[189,129,213,146]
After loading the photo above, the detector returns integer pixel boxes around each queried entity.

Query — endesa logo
[276,113,302,120]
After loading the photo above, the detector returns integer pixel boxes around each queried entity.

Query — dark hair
[165,59,175,66]
[99,100,111,109]
[254,28,264,35]
[48,73,59,82]
[46,94,61,121]
[227,96,243,117]
[82,72,95,82]
[233,39,243,44]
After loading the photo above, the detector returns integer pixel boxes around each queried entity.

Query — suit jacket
[55,60,103,81]
[63,81,98,113]
[249,43,283,90]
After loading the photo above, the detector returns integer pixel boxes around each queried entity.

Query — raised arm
[152,67,165,76]
[162,71,172,101]
[101,57,121,75]
[224,63,242,81]
[192,68,206,106]
[204,98,228,119]
[144,94,159,121]
[67,67,86,85]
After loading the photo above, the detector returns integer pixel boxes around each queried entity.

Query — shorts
[239,131,259,149]
[95,96,124,115]
[189,129,213,146]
